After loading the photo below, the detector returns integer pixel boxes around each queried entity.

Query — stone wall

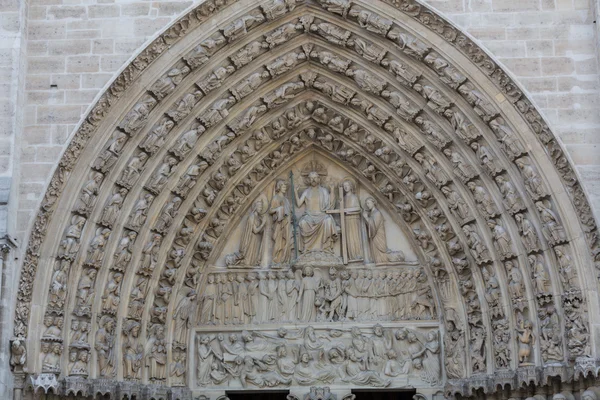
[1,0,599,398]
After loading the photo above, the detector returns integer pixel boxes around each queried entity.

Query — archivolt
[14,0,599,395]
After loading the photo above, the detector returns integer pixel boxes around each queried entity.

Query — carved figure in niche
[443,148,476,182]
[175,163,206,197]
[413,83,450,112]
[262,0,300,19]
[85,227,111,266]
[101,272,123,314]
[42,316,62,339]
[173,291,196,346]
[199,65,235,94]
[96,315,116,377]
[236,198,267,266]
[349,7,392,35]
[470,141,502,176]
[340,179,363,262]
[122,319,143,380]
[490,118,525,158]
[231,104,267,133]
[264,22,302,48]
[463,224,490,264]
[495,175,524,214]
[527,254,549,294]
[48,259,69,310]
[515,157,546,198]
[458,83,497,120]
[140,233,162,276]
[443,108,479,142]
[119,152,148,188]
[128,278,147,320]
[384,123,420,154]
[555,246,577,290]
[75,171,103,214]
[140,120,172,155]
[310,22,351,46]
[100,188,128,226]
[515,213,539,252]
[467,181,499,218]
[516,319,534,364]
[200,274,217,324]
[58,215,86,259]
[311,50,349,73]
[363,197,404,264]
[298,267,321,322]
[154,196,182,233]
[504,261,524,300]
[223,12,265,43]
[351,37,386,63]
[482,267,501,311]
[316,0,350,16]
[170,351,186,386]
[381,90,419,120]
[128,193,154,230]
[147,324,167,381]
[346,68,386,94]
[200,96,235,127]
[231,41,267,68]
[119,96,156,134]
[488,219,514,259]
[294,169,338,253]
[42,342,62,372]
[388,29,429,58]
[232,71,270,101]
[93,131,127,172]
[267,52,306,76]
[150,65,190,99]
[167,90,202,122]
[70,350,89,376]
[414,116,449,149]
[75,268,97,316]
[415,153,449,187]
[424,53,466,88]
[173,127,204,159]
[184,33,226,68]
[536,201,567,245]
[264,81,305,109]
[146,156,177,194]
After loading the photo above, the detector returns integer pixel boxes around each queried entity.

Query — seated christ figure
[295,171,338,253]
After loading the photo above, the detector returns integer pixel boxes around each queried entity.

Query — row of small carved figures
[197,268,434,325]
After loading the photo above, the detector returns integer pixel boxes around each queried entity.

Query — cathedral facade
[1,0,600,399]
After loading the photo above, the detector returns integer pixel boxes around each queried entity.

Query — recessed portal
[352,389,416,400]
[227,390,290,400]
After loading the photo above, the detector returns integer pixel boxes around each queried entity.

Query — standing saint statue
[341,179,363,261]
[239,198,266,265]
[363,197,405,264]
[270,179,292,265]
[294,170,338,253]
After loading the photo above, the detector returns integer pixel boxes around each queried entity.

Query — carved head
[364,197,376,211]
[308,171,320,186]
[342,179,354,193]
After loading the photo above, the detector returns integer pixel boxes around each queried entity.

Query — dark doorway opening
[352,388,416,400]
[226,390,290,400]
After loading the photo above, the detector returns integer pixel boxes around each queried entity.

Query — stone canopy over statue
[223,158,409,268]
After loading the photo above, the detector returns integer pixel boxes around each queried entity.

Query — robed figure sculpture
[294,170,338,253]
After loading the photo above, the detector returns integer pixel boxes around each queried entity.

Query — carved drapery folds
[13,0,599,398]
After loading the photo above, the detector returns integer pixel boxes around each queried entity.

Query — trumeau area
[2,0,600,399]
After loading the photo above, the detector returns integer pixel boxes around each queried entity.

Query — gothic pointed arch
[12,0,600,398]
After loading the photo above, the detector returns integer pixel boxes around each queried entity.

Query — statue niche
[221,158,412,268]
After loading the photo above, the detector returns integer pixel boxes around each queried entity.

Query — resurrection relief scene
[9,0,600,399]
